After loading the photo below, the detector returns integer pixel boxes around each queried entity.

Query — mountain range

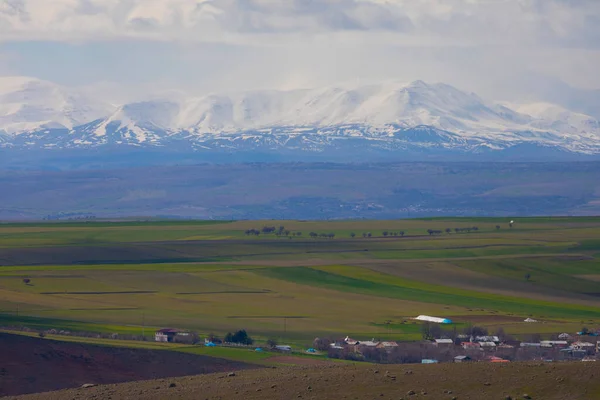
[1,77,600,163]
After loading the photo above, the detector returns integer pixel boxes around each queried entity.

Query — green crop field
[1,217,600,351]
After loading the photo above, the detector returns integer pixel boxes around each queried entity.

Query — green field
[1,217,600,349]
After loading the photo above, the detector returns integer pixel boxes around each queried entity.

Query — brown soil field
[8,361,600,400]
[264,356,333,366]
[0,333,258,397]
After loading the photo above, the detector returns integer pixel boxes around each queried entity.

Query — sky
[0,0,599,104]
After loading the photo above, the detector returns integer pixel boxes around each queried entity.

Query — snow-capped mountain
[2,78,600,157]
[0,77,115,135]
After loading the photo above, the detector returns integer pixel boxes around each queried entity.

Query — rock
[407,390,416,396]
[505,396,513,400]
[374,370,380,374]
[227,372,236,377]
[451,397,457,400]
[484,382,491,386]
[271,384,277,389]
[81,384,96,388]
[523,395,532,400]
[307,386,312,391]
[168,383,176,388]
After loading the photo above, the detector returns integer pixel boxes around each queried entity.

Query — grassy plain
[1,217,600,348]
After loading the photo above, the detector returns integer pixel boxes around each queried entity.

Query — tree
[224,332,234,343]
[266,338,278,348]
[496,225,501,230]
[231,329,253,345]
[464,325,488,337]
[23,278,31,285]
[427,229,434,236]
[399,231,405,237]
[309,232,318,238]
[445,228,451,234]
[362,233,367,238]
[367,232,372,238]
[350,232,356,238]
[525,273,531,282]
[421,322,434,340]
[382,231,389,237]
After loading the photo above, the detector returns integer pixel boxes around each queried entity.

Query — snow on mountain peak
[0,77,599,154]
[0,76,115,134]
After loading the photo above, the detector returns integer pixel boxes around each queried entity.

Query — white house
[155,328,188,342]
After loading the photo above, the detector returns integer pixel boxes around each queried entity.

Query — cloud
[0,0,598,49]
[0,0,599,104]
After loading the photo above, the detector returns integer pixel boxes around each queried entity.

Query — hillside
[9,360,600,400]
[0,332,258,397]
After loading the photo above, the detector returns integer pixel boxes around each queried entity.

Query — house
[524,318,538,323]
[454,355,472,363]
[359,339,380,347]
[479,342,497,351]
[344,336,360,345]
[275,345,292,352]
[434,338,454,347]
[540,340,568,348]
[329,343,344,350]
[462,342,482,351]
[487,356,509,363]
[572,341,595,349]
[558,333,572,340]
[155,328,188,342]
[520,342,542,348]
[474,336,500,343]
[377,341,399,350]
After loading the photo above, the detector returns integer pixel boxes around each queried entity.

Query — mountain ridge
[1,77,599,158]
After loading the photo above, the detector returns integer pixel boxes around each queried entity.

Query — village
[153,315,600,365]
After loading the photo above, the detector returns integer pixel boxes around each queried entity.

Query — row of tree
[245,226,302,237]
[427,227,480,235]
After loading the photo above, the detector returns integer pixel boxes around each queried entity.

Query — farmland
[1,217,600,346]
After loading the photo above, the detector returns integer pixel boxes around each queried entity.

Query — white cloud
[0,0,598,104]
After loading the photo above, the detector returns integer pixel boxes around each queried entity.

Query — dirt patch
[40,291,158,295]
[264,356,333,366]
[0,332,259,397]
